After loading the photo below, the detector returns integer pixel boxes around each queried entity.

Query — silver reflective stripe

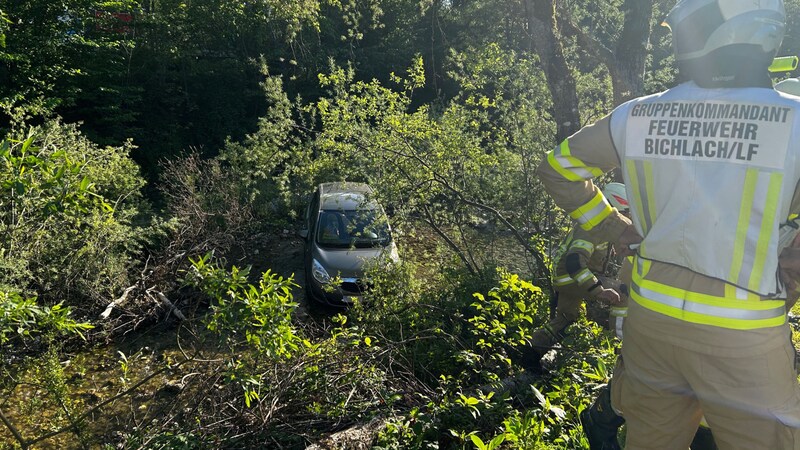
[632,283,785,321]
[552,155,596,179]
[614,316,624,340]
[732,285,750,300]
[554,274,573,286]
[575,198,611,227]
[575,268,594,284]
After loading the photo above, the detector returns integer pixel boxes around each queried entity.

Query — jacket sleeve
[562,229,602,293]
[536,114,631,243]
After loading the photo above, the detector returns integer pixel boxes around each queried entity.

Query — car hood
[313,245,394,278]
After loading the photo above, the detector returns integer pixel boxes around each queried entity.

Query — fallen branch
[99,285,137,319]
[0,407,26,449]
[154,290,187,321]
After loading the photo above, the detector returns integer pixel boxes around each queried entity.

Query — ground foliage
[1,0,800,449]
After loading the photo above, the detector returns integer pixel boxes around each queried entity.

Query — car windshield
[316,209,391,249]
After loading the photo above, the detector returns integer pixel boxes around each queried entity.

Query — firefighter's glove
[616,224,642,258]
[595,287,621,306]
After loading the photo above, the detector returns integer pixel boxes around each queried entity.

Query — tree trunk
[524,0,582,142]
[523,0,654,139]
[611,0,655,103]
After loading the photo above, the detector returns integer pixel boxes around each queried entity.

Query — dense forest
[1,1,799,449]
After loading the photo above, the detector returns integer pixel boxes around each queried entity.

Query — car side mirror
[298,229,309,239]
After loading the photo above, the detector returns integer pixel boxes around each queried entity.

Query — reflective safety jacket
[537,82,800,332]
[551,226,612,295]
[612,84,799,297]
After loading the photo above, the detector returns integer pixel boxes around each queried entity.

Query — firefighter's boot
[517,344,544,374]
[580,385,624,450]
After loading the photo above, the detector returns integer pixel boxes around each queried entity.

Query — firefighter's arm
[535,114,638,245]
[564,238,621,305]
[779,181,800,308]
[780,249,800,309]
[564,239,600,291]
[780,234,800,309]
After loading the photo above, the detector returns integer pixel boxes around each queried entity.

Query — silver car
[299,182,399,307]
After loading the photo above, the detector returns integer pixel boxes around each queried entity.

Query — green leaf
[488,434,506,450]
[469,434,487,450]
[20,135,34,154]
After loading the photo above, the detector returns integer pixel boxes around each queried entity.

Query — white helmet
[602,182,629,212]
[663,0,785,63]
[775,78,800,97]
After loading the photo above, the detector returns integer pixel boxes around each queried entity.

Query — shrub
[0,118,145,311]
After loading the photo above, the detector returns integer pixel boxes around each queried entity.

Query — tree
[522,0,657,140]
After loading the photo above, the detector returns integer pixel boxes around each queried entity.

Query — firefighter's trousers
[528,284,585,352]
[614,312,800,450]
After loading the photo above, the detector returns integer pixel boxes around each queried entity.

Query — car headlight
[312,258,331,283]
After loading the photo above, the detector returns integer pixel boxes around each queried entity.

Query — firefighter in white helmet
[536,0,800,448]
[518,182,628,373]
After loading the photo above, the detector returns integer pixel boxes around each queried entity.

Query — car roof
[318,182,378,211]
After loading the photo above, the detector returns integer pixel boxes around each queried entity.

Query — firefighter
[520,182,628,373]
[535,1,800,448]
[580,257,718,450]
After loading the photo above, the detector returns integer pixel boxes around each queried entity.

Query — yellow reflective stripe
[639,257,652,278]
[547,151,583,181]
[625,160,647,230]
[569,239,594,254]
[575,268,594,284]
[748,172,783,292]
[547,140,604,182]
[625,159,656,237]
[642,161,657,229]
[634,261,780,311]
[729,170,758,284]
[632,257,786,329]
[570,191,613,231]
[630,289,785,330]
[551,229,575,269]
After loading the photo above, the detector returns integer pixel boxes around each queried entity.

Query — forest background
[1,1,799,449]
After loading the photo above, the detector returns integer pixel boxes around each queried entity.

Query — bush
[0,290,93,346]
[0,118,145,311]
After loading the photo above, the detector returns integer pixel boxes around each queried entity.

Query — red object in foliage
[94,10,133,34]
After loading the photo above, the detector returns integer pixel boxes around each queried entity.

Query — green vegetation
[0,0,798,448]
